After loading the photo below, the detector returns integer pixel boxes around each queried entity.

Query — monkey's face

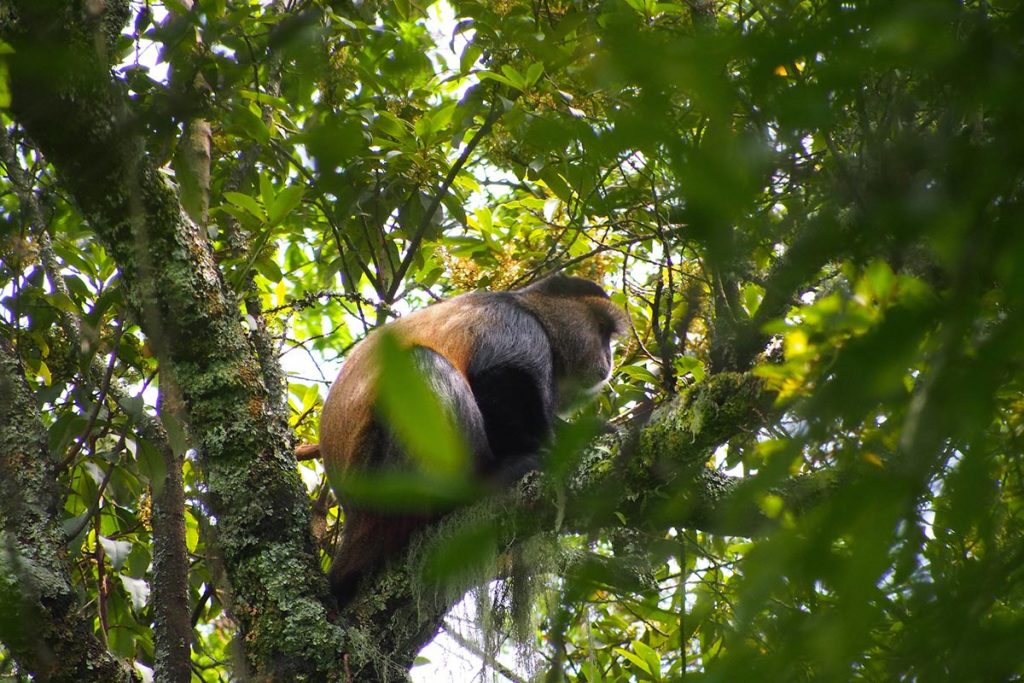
[554,299,626,413]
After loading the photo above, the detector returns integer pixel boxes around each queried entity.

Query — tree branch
[386,97,503,301]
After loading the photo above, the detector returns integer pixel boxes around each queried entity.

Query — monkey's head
[516,275,629,412]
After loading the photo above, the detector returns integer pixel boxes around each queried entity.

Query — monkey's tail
[328,511,428,609]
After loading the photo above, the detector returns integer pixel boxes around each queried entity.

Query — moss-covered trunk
[0,2,344,679]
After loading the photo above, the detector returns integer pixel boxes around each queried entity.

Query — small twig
[59,324,124,472]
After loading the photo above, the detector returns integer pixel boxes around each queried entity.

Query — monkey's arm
[465,301,557,482]
[469,364,551,481]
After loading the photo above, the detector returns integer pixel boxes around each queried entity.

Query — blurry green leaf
[335,470,475,511]
[259,174,275,214]
[224,192,265,221]
[757,493,784,518]
[136,438,168,497]
[614,646,654,679]
[619,363,660,385]
[633,640,661,680]
[61,512,90,544]
[268,185,305,227]
[36,360,51,386]
[0,50,11,108]
[675,356,705,383]
[304,117,367,168]
[861,259,896,303]
[740,282,764,317]
[420,517,499,585]
[234,105,270,144]
[375,111,408,138]
[478,70,520,90]
[161,412,189,458]
[254,255,283,283]
[525,62,544,87]
[538,166,573,202]
[460,43,482,74]
[375,331,470,478]
[185,509,200,554]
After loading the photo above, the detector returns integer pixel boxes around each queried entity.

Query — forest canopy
[1,0,1024,681]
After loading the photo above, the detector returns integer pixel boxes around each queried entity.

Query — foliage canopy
[1,0,1024,680]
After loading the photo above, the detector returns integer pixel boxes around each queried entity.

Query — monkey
[318,274,628,607]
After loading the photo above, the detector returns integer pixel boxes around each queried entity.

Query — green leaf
[500,65,526,90]
[525,62,544,87]
[419,517,499,585]
[36,360,51,386]
[259,174,276,214]
[614,646,654,679]
[619,363,661,385]
[119,575,150,611]
[375,111,408,139]
[423,103,456,137]
[633,640,662,680]
[161,412,189,458]
[538,166,574,202]
[863,259,896,302]
[741,281,764,316]
[675,356,705,383]
[99,536,132,571]
[254,255,283,283]
[268,183,303,225]
[581,659,605,682]
[235,105,270,144]
[302,383,320,412]
[185,509,200,554]
[224,192,265,221]
[460,43,482,75]
[0,47,10,109]
[477,71,520,90]
[136,438,168,497]
[239,89,287,107]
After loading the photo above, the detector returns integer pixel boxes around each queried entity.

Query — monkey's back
[319,292,505,486]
